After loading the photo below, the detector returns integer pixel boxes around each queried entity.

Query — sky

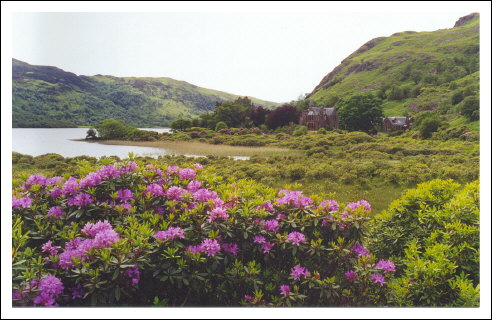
[10,3,487,103]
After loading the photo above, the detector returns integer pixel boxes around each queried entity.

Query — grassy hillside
[307,13,480,130]
[12,59,280,128]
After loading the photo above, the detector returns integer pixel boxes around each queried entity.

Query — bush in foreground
[12,161,395,307]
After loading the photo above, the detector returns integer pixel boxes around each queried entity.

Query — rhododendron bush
[12,160,396,307]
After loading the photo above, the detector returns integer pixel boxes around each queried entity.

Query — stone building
[382,116,412,132]
[299,105,339,131]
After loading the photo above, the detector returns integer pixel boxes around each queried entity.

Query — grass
[98,140,303,158]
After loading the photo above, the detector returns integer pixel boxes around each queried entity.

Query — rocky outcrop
[454,13,479,28]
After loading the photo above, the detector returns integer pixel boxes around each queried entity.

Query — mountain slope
[307,13,479,128]
[12,59,280,127]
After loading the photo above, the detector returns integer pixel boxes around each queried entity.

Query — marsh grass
[97,140,303,158]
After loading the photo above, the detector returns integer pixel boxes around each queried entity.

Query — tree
[336,94,383,132]
[95,118,135,139]
[86,128,97,139]
[170,118,192,132]
[215,97,255,128]
[265,104,300,130]
[246,106,270,127]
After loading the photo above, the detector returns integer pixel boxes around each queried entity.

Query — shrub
[367,180,479,306]
[12,161,396,307]
[293,126,308,137]
[215,121,228,131]
[459,96,479,121]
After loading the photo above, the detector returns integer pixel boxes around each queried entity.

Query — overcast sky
[11,5,484,103]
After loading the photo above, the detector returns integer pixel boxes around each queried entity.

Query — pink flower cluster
[352,243,370,258]
[67,193,94,209]
[287,232,307,246]
[277,190,313,208]
[33,275,64,307]
[124,266,141,286]
[178,168,196,180]
[263,220,279,233]
[290,265,310,281]
[58,221,119,269]
[154,227,185,241]
[222,243,239,256]
[12,196,32,209]
[47,206,64,219]
[207,207,229,222]
[319,200,339,212]
[375,259,396,273]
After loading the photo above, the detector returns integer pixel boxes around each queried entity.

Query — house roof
[385,117,408,126]
[303,107,336,116]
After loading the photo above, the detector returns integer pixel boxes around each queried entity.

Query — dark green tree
[336,94,383,132]
[95,118,136,139]
[265,104,300,130]
[170,118,193,132]
[86,128,97,139]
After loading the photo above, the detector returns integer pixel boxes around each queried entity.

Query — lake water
[12,128,249,160]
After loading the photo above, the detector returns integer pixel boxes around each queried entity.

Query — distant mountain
[307,13,479,128]
[12,59,280,127]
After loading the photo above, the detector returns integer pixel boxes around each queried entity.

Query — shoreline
[74,139,301,158]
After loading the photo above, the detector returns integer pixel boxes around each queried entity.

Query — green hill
[12,59,280,128]
[307,13,480,131]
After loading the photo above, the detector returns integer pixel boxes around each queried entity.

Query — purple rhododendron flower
[67,193,94,209]
[50,187,62,199]
[93,229,120,247]
[116,189,133,202]
[47,206,64,219]
[79,172,102,189]
[279,285,290,297]
[375,260,396,273]
[222,243,239,256]
[200,239,221,256]
[24,174,47,188]
[81,220,113,236]
[124,266,141,286]
[145,183,165,197]
[193,163,203,170]
[276,214,286,220]
[45,176,63,186]
[33,274,64,306]
[263,220,279,232]
[290,265,310,281]
[352,243,370,257]
[371,273,386,286]
[345,270,357,281]
[167,186,187,200]
[207,207,230,222]
[41,241,60,256]
[167,166,180,175]
[257,201,274,212]
[186,245,203,255]
[12,196,32,209]
[178,168,196,180]
[187,180,202,193]
[319,200,339,212]
[253,235,266,244]
[345,200,372,213]
[261,242,275,254]
[193,188,219,202]
[154,227,185,241]
[61,177,79,196]
[97,164,120,180]
[287,232,306,246]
